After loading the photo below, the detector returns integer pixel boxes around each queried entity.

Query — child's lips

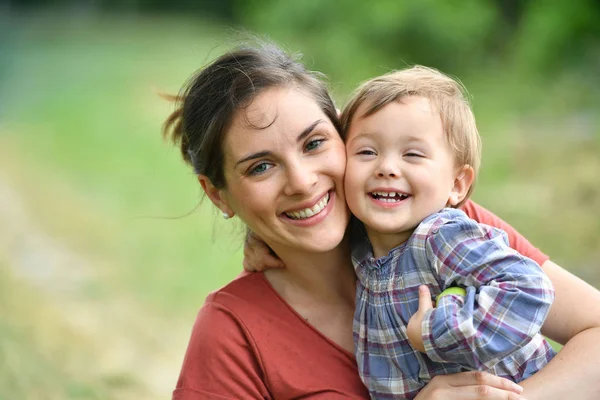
[368,191,411,201]
[368,191,412,208]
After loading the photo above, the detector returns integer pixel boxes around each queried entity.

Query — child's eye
[358,149,376,156]
[248,162,273,176]
[405,152,424,158]
[305,138,325,152]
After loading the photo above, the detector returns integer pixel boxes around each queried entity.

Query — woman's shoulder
[176,272,274,398]
[189,272,269,340]
[459,200,549,266]
[197,271,299,338]
[205,271,273,308]
[194,272,284,333]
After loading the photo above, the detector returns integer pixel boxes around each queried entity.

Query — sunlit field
[1,12,599,400]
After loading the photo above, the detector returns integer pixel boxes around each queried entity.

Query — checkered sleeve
[419,211,555,370]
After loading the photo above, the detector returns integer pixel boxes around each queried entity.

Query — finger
[246,230,266,246]
[418,285,434,312]
[243,249,284,272]
[242,258,256,272]
[445,371,523,394]
[263,254,285,269]
[444,385,526,400]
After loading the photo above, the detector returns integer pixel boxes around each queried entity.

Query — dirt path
[0,174,186,399]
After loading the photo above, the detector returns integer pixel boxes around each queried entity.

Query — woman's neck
[263,236,357,353]
[264,237,356,305]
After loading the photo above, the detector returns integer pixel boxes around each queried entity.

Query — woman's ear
[448,165,475,207]
[197,175,235,218]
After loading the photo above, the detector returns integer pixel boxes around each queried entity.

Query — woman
[164,42,600,399]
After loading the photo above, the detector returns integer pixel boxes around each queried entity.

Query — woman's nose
[283,164,318,196]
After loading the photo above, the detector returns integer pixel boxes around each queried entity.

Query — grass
[0,11,598,399]
[0,257,122,400]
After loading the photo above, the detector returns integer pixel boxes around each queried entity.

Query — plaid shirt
[353,208,556,399]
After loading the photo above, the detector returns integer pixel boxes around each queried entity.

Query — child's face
[344,96,464,245]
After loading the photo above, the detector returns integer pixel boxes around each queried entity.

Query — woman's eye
[249,162,272,176]
[305,138,324,152]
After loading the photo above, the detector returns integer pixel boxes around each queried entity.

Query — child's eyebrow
[348,132,426,145]
[347,132,376,144]
[404,135,426,144]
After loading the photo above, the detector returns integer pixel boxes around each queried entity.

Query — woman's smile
[281,189,334,225]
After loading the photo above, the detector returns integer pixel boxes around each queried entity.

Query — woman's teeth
[285,192,330,220]
[370,191,409,202]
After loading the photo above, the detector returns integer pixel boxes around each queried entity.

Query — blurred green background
[1,1,599,399]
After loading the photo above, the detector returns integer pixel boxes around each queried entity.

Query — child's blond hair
[340,66,481,206]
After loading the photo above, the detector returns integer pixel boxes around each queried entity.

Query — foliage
[238,0,600,87]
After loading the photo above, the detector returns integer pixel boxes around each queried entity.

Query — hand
[415,371,526,400]
[407,285,433,353]
[242,230,285,272]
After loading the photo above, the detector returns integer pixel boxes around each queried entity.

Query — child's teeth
[371,191,411,202]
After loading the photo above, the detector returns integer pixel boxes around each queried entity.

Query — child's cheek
[343,158,362,217]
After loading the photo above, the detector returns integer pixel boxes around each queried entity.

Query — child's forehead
[353,95,436,123]
[344,96,450,149]
[349,96,438,130]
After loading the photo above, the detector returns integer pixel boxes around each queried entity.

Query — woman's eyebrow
[235,151,271,167]
[234,119,325,167]
[296,119,324,143]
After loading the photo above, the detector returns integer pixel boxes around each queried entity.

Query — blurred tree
[3,0,599,85]
[510,0,600,77]
[2,0,238,20]
[237,0,600,85]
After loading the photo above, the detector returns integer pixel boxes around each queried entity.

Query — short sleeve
[172,298,271,400]
[461,200,549,266]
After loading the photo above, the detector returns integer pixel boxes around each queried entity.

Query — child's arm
[414,211,555,370]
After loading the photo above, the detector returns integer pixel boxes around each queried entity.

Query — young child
[340,66,556,399]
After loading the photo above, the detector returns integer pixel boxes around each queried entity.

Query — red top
[173,200,549,399]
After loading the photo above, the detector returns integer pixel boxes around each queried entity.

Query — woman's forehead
[224,88,329,153]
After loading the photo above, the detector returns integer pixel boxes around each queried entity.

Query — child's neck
[366,227,415,259]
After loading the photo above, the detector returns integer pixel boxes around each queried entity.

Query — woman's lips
[281,190,335,226]
[284,191,330,220]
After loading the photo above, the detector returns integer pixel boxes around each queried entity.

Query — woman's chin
[275,222,347,254]
[296,237,345,254]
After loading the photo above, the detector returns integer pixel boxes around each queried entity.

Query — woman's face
[219,86,350,254]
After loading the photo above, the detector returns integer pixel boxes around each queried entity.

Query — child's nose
[376,158,400,178]
[377,170,397,178]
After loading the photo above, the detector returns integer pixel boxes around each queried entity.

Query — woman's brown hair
[163,41,341,189]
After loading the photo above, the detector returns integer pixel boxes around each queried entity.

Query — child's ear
[448,165,475,207]
[197,175,235,218]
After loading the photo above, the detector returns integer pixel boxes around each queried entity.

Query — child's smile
[368,189,412,210]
